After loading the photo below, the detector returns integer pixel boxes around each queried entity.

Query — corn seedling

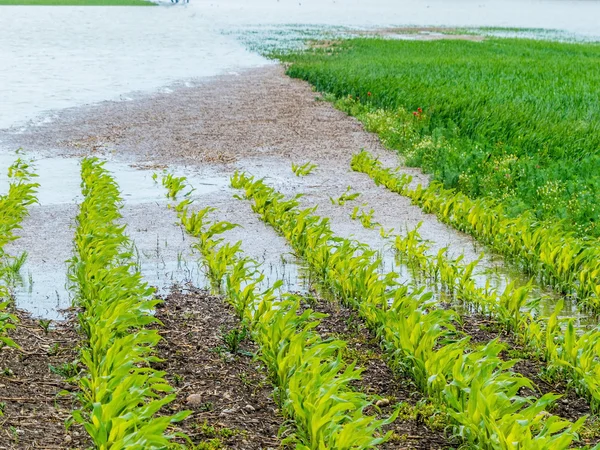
[330,186,360,206]
[291,161,318,177]
[162,172,195,200]
[68,157,189,448]
[232,173,585,449]
[350,206,379,229]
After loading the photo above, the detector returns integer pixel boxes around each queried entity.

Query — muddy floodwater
[2,1,599,320]
[2,0,600,128]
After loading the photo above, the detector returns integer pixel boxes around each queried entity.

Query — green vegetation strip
[68,158,188,448]
[0,158,39,348]
[0,0,154,5]
[277,38,600,238]
[276,38,600,309]
[351,150,600,312]
[232,172,588,449]
[164,175,396,449]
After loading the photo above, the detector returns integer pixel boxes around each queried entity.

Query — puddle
[0,150,233,319]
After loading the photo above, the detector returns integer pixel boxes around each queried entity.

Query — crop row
[167,180,396,449]
[231,172,588,449]
[392,219,600,415]
[0,158,39,348]
[67,158,188,448]
[351,150,600,313]
[350,153,600,417]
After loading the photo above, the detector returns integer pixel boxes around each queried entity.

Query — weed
[38,319,52,335]
[49,361,80,379]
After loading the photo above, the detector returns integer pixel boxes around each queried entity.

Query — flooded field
[1,0,600,129]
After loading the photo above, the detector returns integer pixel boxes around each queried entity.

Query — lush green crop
[171,182,396,449]
[277,38,600,238]
[68,158,188,448]
[232,172,586,449]
[0,0,154,5]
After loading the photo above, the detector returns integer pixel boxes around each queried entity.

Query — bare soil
[0,309,88,450]
[153,287,282,449]
[308,298,454,449]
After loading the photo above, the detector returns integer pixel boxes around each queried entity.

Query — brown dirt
[308,298,454,449]
[1,66,390,167]
[0,309,89,450]
[153,287,282,450]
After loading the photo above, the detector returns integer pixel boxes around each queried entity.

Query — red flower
[367,91,372,96]
[417,107,423,113]
[413,112,418,116]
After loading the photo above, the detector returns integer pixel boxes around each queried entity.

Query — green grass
[0,0,154,5]
[276,38,600,238]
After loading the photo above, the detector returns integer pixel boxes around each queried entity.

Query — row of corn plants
[0,158,39,348]
[351,150,600,312]
[393,221,600,415]
[231,172,589,450]
[68,157,189,448]
[168,187,396,449]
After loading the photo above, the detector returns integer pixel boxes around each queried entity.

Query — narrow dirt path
[153,288,282,450]
[0,310,89,449]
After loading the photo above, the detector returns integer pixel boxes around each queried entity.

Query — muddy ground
[0,309,88,449]
[154,287,283,449]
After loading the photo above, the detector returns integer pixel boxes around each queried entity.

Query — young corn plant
[161,172,194,200]
[351,150,600,314]
[350,206,379,229]
[171,185,397,449]
[0,157,40,348]
[69,158,189,448]
[330,186,360,206]
[291,161,318,177]
[233,174,586,450]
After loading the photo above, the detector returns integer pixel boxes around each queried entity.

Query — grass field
[276,38,600,238]
[0,0,154,5]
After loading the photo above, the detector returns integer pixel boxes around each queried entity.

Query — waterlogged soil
[308,298,454,449]
[0,308,88,449]
[1,64,564,321]
[153,287,282,449]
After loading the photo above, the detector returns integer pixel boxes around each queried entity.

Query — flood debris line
[67,157,188,448]
[231,172,590,449]
[165,176,398,449]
